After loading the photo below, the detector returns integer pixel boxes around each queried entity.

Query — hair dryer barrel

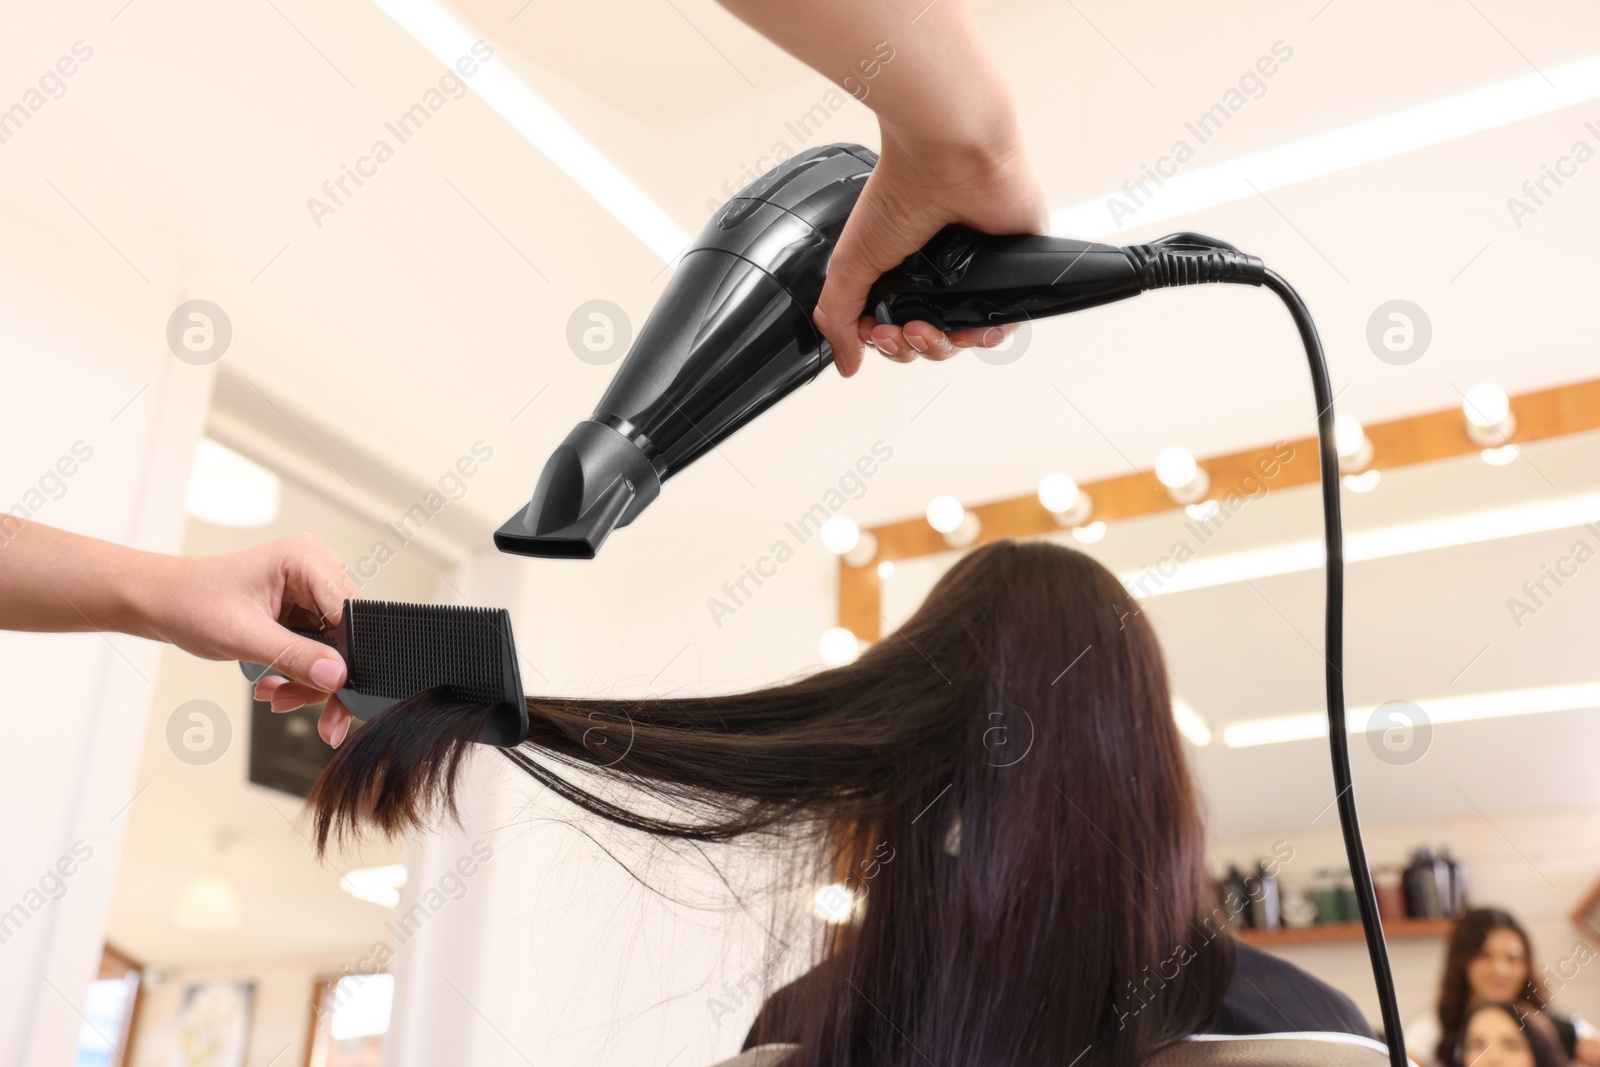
[495,145,878,559]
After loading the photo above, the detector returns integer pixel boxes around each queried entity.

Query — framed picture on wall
[173,980,254,1067]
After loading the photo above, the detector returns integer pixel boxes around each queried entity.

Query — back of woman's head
[309,539,1231,1065]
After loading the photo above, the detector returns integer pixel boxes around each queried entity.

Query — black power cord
[1262,268,1406,1067]
[1132,237,1406,1063]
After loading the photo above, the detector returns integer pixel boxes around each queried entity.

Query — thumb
[815,194,925,378]
[241,617,348,694]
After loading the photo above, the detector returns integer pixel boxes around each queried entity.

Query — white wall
[0,228,213,1065]
[1210,807,1600,1030]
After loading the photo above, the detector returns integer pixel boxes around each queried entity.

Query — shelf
[1236,917,1456,947]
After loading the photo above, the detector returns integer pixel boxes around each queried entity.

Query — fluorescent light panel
[1120,490,1600,599]
[373,0,690,261]
[1053,51,1600,237]
[1172,698,1213,747]
[1222,680,1600,748]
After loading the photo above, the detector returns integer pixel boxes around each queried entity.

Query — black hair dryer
[493,143,1261,560]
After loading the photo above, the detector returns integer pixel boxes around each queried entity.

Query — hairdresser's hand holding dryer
[1,0,1046,744]
[718,0,1050,373]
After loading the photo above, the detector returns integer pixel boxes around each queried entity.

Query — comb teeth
[346,600,511,703]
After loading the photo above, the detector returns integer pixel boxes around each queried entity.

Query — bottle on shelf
[1335,867,1359,923]
[1440,847,1469,917]
[1374,865,1406,923]
[1312,868,1341,925]
[1248,859,1282,931]
[1223,865,1254,928]
[1403,847,1450,918]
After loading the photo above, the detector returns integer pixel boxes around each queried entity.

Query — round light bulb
[925,495,965,534]
[877,560,896,579]
[1037,473,1080,514]
[1154,447,1198,490]
[812,883,858,924]
[1463,384,1509,428]
[1333,415,1366,459]
[1343,469,1382,493]
[1481,444,1520,467]
[1072,521,1107,544]
[818,627,860,667]
[820,515,860,555]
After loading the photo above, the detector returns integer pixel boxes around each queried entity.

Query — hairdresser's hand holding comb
[0,520,358,747]
[714,0,1048,375]
[151,533,363,748]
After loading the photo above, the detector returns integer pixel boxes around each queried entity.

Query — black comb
[239,599,527,747]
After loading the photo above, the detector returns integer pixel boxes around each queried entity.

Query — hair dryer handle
[865,224,1145,334]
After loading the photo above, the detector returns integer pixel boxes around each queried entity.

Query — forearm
[0,518,166,637]
[716,0,1021,153]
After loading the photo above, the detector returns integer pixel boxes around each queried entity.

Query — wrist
[110,547,181,643]
[876,88,1026,175]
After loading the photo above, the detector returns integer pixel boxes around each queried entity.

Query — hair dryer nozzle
[494,420,661,559]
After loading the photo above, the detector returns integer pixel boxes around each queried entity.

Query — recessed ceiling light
[172,867,242,930]
[339,864,408,908]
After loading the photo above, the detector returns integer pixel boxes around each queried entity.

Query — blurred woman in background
[1409,908,1599,1067]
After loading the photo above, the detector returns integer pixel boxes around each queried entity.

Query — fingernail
[331,718,351,748]
[906,334,929,353]
[309,658,345,692]
[273,694,307,714]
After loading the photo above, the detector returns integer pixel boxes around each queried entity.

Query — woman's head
[1442,909,1546,1010]
[1457,1003,1566,1067]
[310,539,1232,1065]
[1437,909,1550,1065]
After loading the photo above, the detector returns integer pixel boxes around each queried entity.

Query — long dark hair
[309,539,1234,1065]
[1437,908,1552,1066]
[1453,1002,1566,1067]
